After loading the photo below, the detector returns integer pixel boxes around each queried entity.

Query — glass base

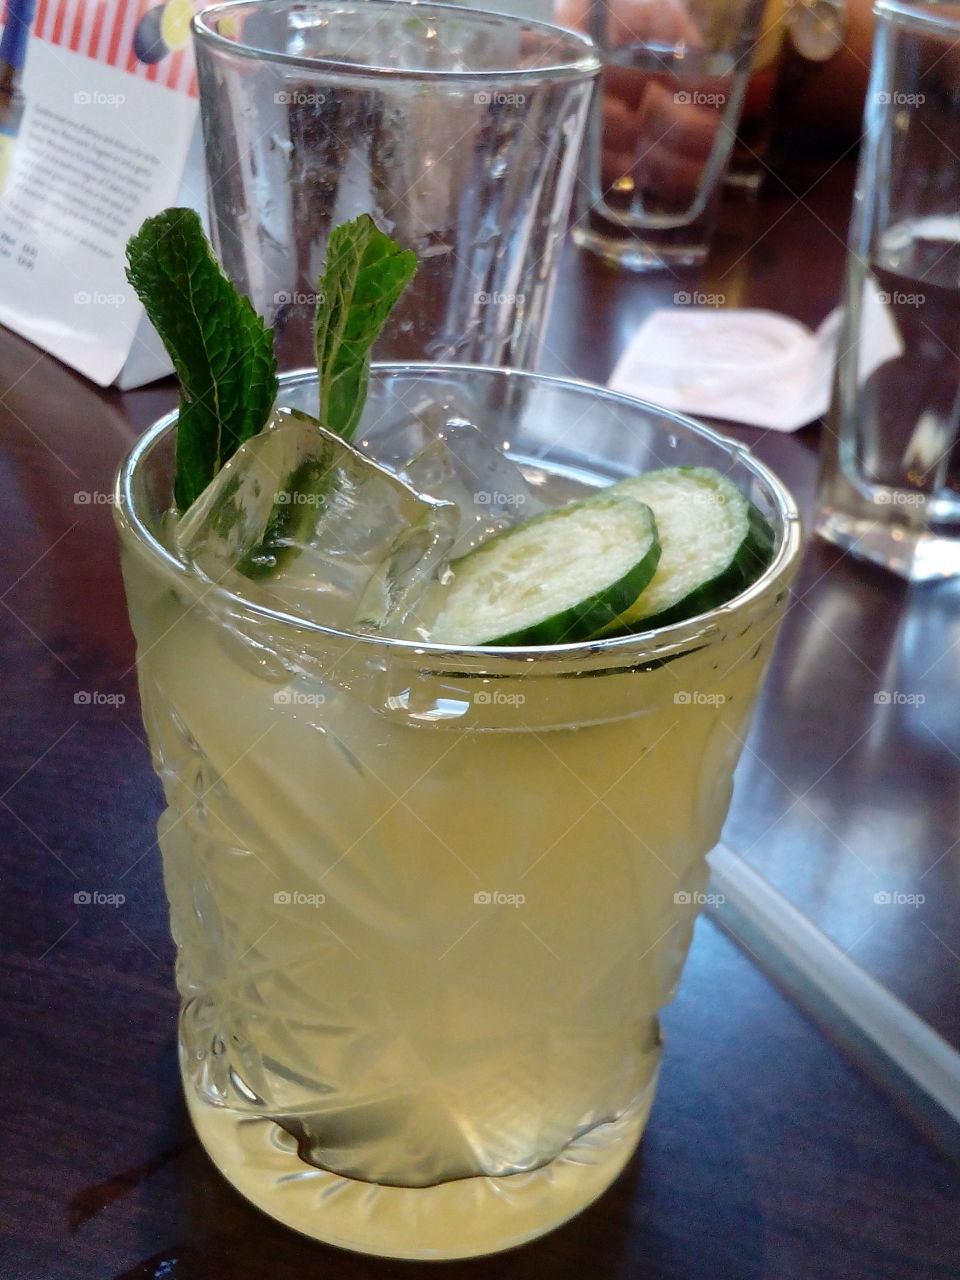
[815,507,960,582]
[184,1073,656,1260]
[571,223,708,271]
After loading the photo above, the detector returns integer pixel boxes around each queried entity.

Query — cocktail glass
[114,364,800,1259]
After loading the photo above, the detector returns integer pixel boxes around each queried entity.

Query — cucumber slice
[600,467,774,634]
[428,493,661,647]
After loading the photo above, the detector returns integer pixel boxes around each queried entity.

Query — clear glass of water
[816,0,960,582]
[114,364,800,1260]
[191,0,597,370]
[562,0,766,269]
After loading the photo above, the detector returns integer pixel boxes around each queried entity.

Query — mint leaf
[315,215,417,441]
[126,208,278,511]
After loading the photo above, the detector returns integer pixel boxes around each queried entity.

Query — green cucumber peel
[599,467,776,636]
[429,493,662,647]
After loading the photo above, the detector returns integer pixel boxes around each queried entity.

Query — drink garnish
[314,214,417,441]
[126,210,775,643]
[597,467,775,634]
[427,492,661,646]
[126,209,416,509]
[126,207,278,511]
[423,466,776,644]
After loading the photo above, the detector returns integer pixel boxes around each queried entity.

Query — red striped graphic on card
[25,0,198,95]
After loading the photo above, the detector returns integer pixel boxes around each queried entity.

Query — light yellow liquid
[122,518,783,1258]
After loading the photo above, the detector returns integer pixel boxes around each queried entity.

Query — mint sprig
[126,209,416,511]
[126,208,278,511]
[315,214,418,440]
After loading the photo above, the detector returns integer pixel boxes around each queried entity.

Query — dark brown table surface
[3,150,960,1279]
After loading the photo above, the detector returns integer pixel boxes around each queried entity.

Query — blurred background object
[725,0,788,190]
[560,0,767,270]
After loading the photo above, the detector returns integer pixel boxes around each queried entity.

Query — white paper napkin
[608,287,903,432]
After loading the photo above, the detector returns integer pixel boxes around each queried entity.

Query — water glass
[565,0,766,269]
[192,0,597,370]
[816,0,960,581]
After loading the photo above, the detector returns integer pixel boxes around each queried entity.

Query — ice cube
[355,393,474,472]
[175,408,456,633]
[400,414,547,556]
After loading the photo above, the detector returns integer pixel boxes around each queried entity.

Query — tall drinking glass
[816,0,960,581]
[115,365,800,1260]
[192,1,597,370]
[565,0,766,269]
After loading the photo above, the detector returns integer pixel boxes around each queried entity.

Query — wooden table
[3,152,960,1278]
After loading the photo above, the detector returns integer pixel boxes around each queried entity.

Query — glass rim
[114,362,802,667]
[192,0,601,84]
[874,0,960,34]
